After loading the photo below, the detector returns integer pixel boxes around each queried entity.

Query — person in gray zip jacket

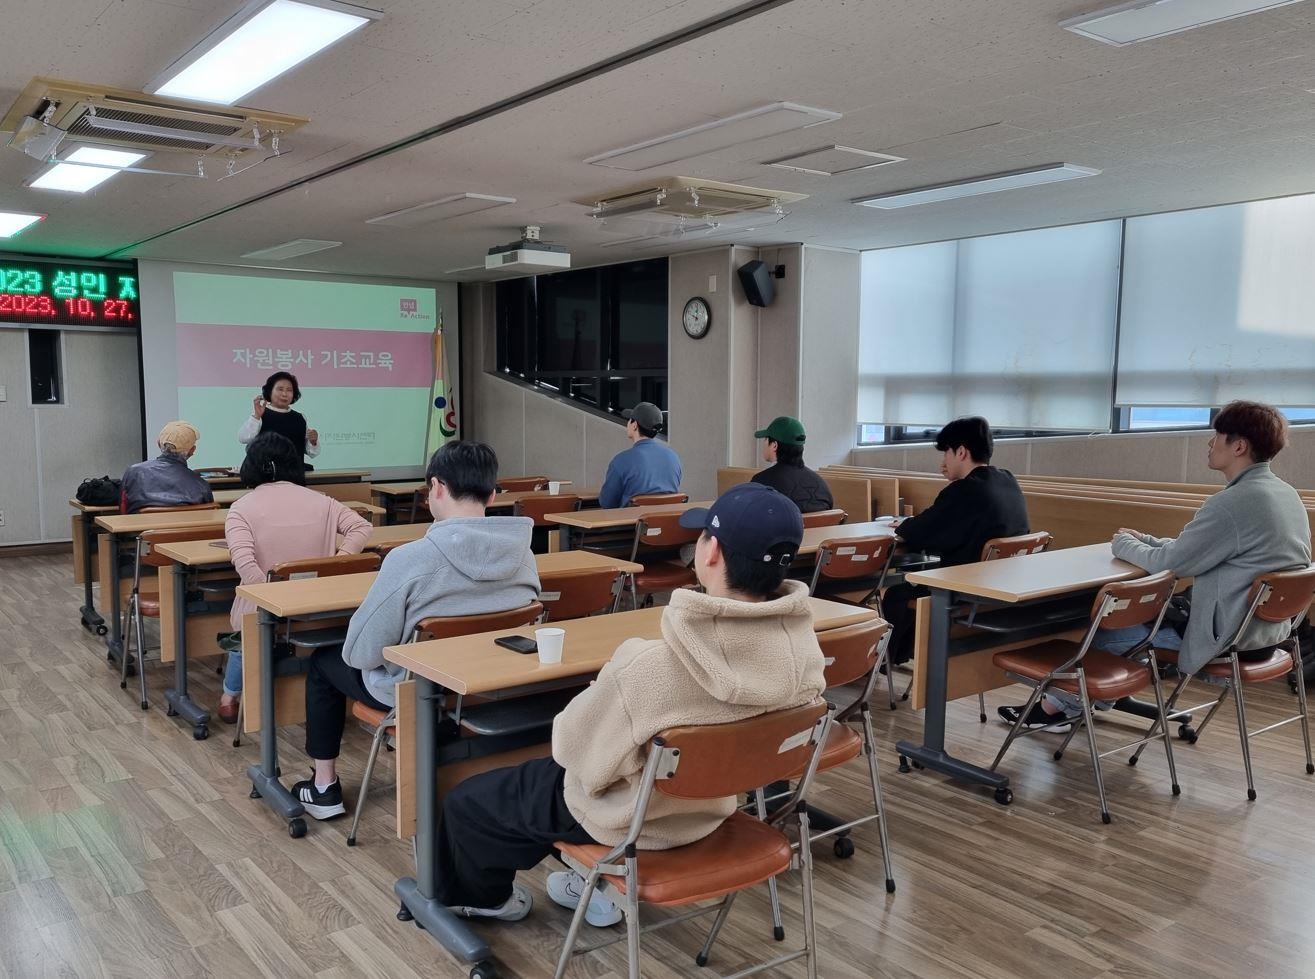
[291,441,540,821]
[1001,401,1311,731]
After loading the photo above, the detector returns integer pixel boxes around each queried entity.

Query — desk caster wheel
[193,725,208,741]
[833,837,855,859]
[396,904,413,922]
[897,755,911,773]
[994,787,1014,806]
[96,624,108,637]
[1177,725,1198,744]
[288,818,307,839]
[470,962,500,979]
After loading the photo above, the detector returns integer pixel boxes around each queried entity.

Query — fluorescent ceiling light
[0,211,45,238]
[1061,0,1305,46]
[585,102,842,171]
[241,238,342,260]
[765,145,905,176]
[149,0,381,106]
[854,163,1100,209]
[29,146,147,193]
[367,193,517,228]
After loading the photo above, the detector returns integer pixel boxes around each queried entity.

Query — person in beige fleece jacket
[432,483,826,925]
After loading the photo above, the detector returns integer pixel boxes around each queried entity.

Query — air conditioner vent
[576,176,807,221]
[66,104,245,151]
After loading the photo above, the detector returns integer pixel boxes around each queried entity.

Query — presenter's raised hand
[252,395,266,419]
[307,428,319,446]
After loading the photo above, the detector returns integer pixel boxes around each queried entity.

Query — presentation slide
[172,272,441,471]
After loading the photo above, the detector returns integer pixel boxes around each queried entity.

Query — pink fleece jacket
[225,481,372,630]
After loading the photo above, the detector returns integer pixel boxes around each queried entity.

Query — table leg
[558,526,575,552]
[105,534,125,666]
[164,563,211,740]
[895,588,1011,798]
[79,512,106,636]
[245,608,306,835]
[395,676,494,968]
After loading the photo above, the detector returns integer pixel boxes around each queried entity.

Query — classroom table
[546,500,709,551]
[895,543,1142,804]
[69,498,118,636]
[372,482,597,523]
[234,550,645,837]
[204,468,370,489]
[381,596,880,975]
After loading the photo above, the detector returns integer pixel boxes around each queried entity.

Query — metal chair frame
[806,536,895,608]
[626,513,699,609]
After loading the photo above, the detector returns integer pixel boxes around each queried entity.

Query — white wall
[0,326,142,545]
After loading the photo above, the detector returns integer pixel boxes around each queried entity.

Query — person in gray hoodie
[291,441,539,820]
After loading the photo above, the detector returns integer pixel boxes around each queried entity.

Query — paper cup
[535,627,565,664]
[548,481,562,495]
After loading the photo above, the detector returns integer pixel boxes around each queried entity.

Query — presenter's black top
[751,461,834,514]
[895,466,1029,567]
[258,407,308,453]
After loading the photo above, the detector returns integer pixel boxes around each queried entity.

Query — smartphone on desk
[494,635,538,655]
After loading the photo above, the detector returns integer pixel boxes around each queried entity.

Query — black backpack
[76,475,121,507]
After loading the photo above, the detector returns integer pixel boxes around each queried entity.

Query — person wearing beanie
[751,415,834,513]
[119,421,214,513]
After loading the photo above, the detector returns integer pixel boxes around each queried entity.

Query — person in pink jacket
[218,432,371,723]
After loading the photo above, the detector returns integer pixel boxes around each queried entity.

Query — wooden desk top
[546,500,709,529]
[69,499,118,514]
[797,520,895,556]
[372,481,426,497]
[205,468,370,487]
[210,487,384,515]
[155,521,431,567]
[235,551,644,618]
[384,597,879,695]
[904,543,1141,603]
[96,509,226,534]
[487,487,600,509]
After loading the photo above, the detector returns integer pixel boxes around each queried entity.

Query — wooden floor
[4,553,1315,978]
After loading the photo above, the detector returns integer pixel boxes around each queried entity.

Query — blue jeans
[1044,624,1182,713]
[223,647,243,697]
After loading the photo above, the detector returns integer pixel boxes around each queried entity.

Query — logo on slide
[399,297,431,320]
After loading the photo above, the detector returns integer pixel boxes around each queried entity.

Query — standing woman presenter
[238,371,320,465]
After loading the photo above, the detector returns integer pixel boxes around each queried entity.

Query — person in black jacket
[750,416,834,514]
[881,417,1029,664]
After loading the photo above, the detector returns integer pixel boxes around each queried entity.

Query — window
[494,258,668,418]
[28,329,62,404]
[1281,407,1315,424]
[1121,406,1213,431]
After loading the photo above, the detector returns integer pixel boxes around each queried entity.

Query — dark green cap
[755,416,806,445]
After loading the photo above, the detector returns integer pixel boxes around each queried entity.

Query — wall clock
[682,296,711,339]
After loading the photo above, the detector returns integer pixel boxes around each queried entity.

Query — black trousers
[435,756,595,910]
[305,647,389,761]
[881,582,929,666]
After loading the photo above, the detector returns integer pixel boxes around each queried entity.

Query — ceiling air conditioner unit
[1,77,308,162]
[577,177,806,240]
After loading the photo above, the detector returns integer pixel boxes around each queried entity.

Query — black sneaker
[291,775,346,820]
[997,703,1077,733]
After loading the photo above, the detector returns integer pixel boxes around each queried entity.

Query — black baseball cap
[621,402,664,431]
[679,483,804,566]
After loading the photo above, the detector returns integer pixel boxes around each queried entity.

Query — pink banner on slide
[176,323,432,388]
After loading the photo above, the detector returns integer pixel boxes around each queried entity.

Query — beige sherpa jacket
[551,579,826,849]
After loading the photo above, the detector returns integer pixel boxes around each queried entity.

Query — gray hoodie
[341,515,540,706]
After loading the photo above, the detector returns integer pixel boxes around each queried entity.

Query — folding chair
[554,701,833,979]
[629,492,688,507]
[801,509,846,529]
[538,567,626,620]
[627,511,699,608]
[497,476,549,493]
[990,570,1180,823]
[1132,565,1315,800]
[347,601,546,847]
[120,524,227,710]
[807,535,895,607]
[514,494,582,553]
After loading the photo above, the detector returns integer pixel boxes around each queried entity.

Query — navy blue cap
[679,483,804,566]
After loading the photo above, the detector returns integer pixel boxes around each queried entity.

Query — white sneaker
[547,871,623,927]
[450,882,533,922]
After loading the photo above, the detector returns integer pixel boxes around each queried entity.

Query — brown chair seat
[556,810,792,907]
[1157,647,1294,684]
[785,722,862,778]
[993,641,1154,701]
[137,593,161,617]
[351,701,392,730]
[634,560,697,592]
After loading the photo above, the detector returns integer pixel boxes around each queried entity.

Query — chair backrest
[1091,570,1177,630]
[1247,565,1315,625]
[498,476,548,493]
[140,502,220,513]
[652,700,829,800]
[267,552,382,582]
[373,539,407,558]
[513,494,581,526]
[981,531,1052,562]
[417,601,545,640]
[801,508,846,529]
[815,535,895,581]
[538,568,624,620]
[632,510,700,556]
[137,525,227,568]
[630,492,688,507]
[817,618,889,688]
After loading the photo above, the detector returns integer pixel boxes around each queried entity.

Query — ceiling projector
[486,225,570,272]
